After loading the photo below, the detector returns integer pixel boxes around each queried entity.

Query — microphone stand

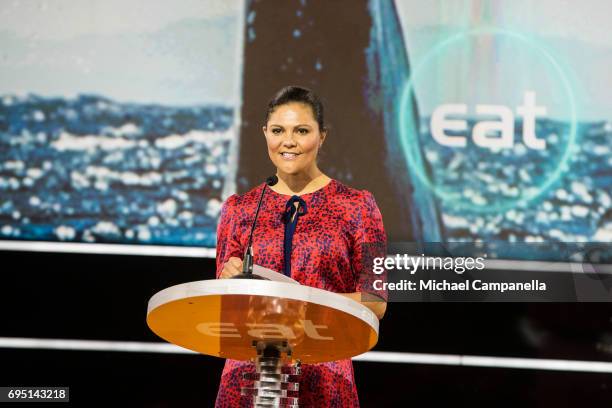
[231,176,278,280]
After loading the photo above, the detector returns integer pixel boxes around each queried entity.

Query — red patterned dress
[214,178,387,408]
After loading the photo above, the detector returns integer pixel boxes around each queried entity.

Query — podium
[147,279,380,407]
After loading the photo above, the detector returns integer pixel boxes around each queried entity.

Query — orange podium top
[146,279,379,364]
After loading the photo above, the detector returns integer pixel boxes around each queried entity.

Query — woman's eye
[271,128,282,134]
[297,128,309,135]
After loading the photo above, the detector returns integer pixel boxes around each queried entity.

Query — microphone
[231,175,278,279]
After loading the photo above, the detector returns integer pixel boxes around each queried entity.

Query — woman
[215,86,387,407]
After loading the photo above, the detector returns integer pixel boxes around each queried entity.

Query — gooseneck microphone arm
[240,175,279,277]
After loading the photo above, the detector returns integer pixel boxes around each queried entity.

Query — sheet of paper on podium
[252,264,299,284]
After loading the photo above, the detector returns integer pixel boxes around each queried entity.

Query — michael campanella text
[373,279,547,292]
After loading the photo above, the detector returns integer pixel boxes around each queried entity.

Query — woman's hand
[219,257,243,279]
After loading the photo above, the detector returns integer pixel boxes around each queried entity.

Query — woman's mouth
[280,152,300,160]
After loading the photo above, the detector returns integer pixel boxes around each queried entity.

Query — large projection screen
[0,0,245,257]
[0,0,610,266]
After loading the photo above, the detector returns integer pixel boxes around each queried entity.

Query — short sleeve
[352,191,388,301]
[215,194,243,278]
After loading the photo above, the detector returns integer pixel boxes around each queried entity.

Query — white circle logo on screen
[399,28,577,213]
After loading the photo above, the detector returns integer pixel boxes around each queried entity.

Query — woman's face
[263,102,325,177]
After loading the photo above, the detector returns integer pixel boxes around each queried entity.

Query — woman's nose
[281,135,297,146]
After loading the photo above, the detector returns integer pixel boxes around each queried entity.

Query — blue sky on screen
[0,0,243,106]
[396,0,612,121]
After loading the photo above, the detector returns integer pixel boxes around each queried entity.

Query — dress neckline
[268,178,335,198]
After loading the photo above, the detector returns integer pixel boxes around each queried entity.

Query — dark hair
[264,86,326,131]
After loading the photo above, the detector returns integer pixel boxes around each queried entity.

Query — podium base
[241,341,301,407]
